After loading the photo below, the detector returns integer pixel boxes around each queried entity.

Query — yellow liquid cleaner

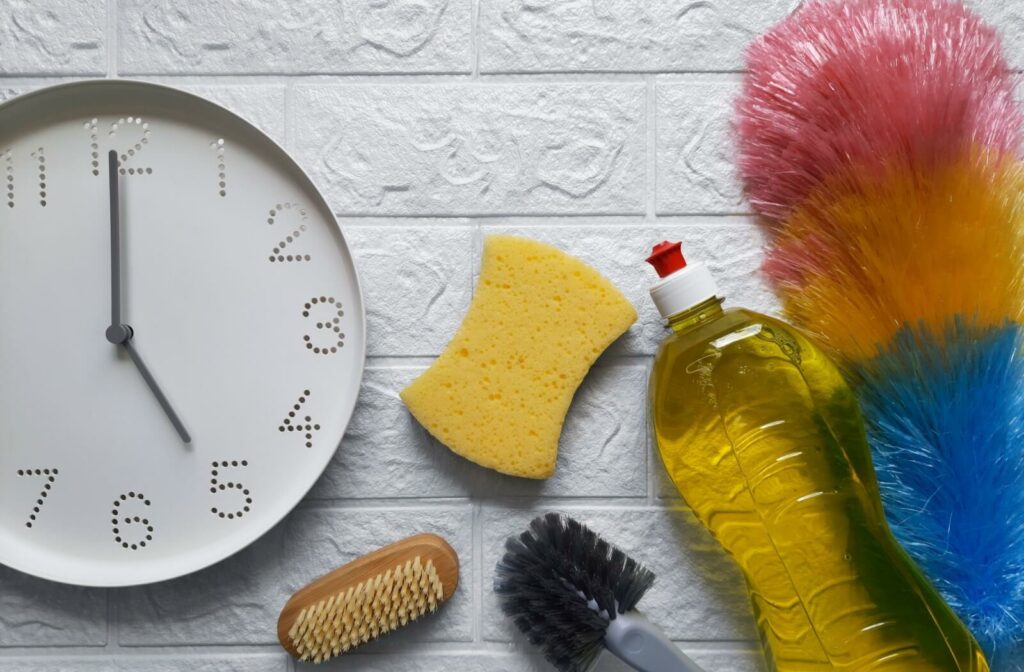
[645,242,988,671]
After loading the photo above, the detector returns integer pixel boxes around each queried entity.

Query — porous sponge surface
[400,235,637,479]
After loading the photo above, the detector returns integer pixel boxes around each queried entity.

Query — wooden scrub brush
[277,533,459,663]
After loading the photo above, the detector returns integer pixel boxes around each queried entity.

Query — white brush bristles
[286,556,444,663]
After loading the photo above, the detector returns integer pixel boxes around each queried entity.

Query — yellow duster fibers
[768,154,1024,360]
[401,236,637,479]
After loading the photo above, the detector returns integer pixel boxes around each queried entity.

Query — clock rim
[0,79,368,587]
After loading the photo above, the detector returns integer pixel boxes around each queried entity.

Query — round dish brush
[495,512,704,672]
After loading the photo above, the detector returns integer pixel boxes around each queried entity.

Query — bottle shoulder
[656,306,800,353]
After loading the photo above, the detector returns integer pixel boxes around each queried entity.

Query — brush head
[494,512,656,672]
[736,0,1020,223]
[277,533,459,664]
[857,319,1024,655]
[766,154,1024,360]
[735,0,1024,655]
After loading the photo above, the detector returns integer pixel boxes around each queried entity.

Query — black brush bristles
[494,513,656,672]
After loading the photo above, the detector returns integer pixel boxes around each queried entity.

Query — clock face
[0,81,366,586]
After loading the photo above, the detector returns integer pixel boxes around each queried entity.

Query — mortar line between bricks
[33,68,1024,84]
[99,71,730,82]
[471,0,481,78]
[645,74,657,220]
[105,586,117,651]
[478,69,749,77]
[332,210,755,219]
[333,210,653,219]
[116,644,290,652]
[123,640,761,652]
[2,69,904,81]
[494,214,757,223]
[106,0,117,78]
[472,500,483,643]
[299,494,655,508]
[0,645,287,655]
[471,221,484,293]
[118,70,478,79]
[298,498,674,510]
[362,353,655,366]
[0,71,759,89]
[337,214,760,227]
[0,641,761,656]
[644,357,658,505]
[283,81,293,152]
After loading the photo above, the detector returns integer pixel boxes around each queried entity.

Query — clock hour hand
[105,150,191,445]
[122,337,192,444]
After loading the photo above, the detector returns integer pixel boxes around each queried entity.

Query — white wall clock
[0,81,366,587]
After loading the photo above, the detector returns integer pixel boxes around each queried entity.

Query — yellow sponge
[400,235,637,479]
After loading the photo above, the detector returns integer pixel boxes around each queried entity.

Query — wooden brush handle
[276,533,459,656]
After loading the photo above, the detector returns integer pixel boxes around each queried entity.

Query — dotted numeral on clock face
[16,468,58,529]
[86,117,153,177]
[267,202,310,263]
[31,148,46,207]
[4,147,47,209]
[302,296,344,355]
[211,138,227,197]
[210,460,252,520]
[4,149,12,208]
[112,492,153,551]
[279,390,320,449]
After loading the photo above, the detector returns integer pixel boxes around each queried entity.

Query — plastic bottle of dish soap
[646,241,988,672]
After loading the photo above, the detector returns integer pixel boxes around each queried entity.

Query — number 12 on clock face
[0,81,365,587]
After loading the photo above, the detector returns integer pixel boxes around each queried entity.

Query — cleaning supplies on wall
[276,533,459,663]
[646,241,988,671]
[494,512,704,672]
[401,235,636,479]
[735,0,1024,659]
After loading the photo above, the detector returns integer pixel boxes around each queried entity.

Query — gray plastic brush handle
[604,610,705,672]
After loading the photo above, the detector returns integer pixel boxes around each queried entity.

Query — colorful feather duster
[736,0,1024,660]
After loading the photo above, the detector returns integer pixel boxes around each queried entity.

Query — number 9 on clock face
[0,81,366,586]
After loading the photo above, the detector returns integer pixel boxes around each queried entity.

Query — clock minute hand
[122,339,192,444]
[108,150,121,329]
[104,150,191,445]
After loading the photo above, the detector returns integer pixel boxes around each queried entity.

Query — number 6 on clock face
[0,81,365,587]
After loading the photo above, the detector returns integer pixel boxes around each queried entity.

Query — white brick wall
[1,2,1020,671]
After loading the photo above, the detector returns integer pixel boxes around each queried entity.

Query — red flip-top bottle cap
[645,240,720,318]
[646,241,687,278]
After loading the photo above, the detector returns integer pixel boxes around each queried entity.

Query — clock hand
[122,339,192,444]
[104,150,191,445]
[108,150,121,330]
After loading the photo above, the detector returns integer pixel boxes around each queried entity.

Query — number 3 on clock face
[0,81,366,587]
